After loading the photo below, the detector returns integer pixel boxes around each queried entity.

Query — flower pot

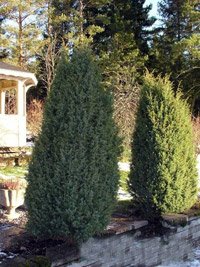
[0,189,25,219]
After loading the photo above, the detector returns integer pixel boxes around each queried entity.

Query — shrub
[192,116,200,153]
[25,49,121,243]
[27,99,44,138]
[114,85,140,159]
[129,73,198,219]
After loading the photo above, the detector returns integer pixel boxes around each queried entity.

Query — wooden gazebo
[0,62,37,147]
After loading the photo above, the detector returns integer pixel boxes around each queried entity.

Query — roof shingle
[0,62,30,73]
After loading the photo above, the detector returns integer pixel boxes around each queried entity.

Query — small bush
[129,73,198,219]
[114,85,140,153]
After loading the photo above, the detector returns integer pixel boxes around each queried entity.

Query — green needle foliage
[129,73,198,220]
[25,48,121,243]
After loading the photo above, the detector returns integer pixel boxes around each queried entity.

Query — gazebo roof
[0,62,37,87]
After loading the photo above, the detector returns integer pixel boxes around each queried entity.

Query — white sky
[145,0,159,17]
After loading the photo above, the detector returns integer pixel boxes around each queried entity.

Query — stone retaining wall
[67,217,200,267]
[2,216,200,267]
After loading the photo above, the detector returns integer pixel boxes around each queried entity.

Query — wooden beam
[0,80,17,90]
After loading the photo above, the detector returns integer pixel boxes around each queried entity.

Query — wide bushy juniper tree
[25,48,121,243]
[129,73,198,219]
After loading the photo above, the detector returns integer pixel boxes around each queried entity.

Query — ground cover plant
[129,73,198,220]
[25,48,121,243]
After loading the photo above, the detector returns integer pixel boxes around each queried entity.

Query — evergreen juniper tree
[129,73,198,219]
[25,48,121,243]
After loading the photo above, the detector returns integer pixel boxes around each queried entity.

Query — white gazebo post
[17,80,26,146]
[0,90,5,115]
[17,80,24,116]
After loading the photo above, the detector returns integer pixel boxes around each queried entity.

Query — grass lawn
[119,148,131,163]
[0,166,130,185]
[119,170,129,192]
[0,166,28,178]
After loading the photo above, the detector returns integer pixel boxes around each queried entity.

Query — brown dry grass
[27,99,44,138]
[192,116,200,153]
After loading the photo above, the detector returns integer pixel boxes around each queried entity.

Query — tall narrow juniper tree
[129,73,198,219]
[26,49,121,242]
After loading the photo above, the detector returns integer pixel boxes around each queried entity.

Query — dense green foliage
[1,0,200,157]
[25,49,121,242]
[94,0,155,150]
[129,73,198,219]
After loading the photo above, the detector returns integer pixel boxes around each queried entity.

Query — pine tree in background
[0,0,45,68]
[91,0,155,156]
[129,73,198,220]
[0,13,8,60]
[25,49,121,243]
[131,0,156,56]
[150,0,200,111]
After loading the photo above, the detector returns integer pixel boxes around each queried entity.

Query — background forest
[0,0,199,159]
